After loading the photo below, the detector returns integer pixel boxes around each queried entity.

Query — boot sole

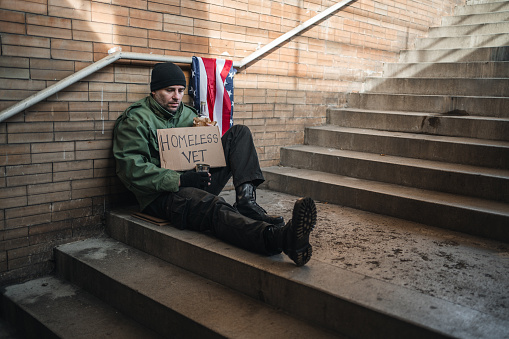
[287,197,317,266]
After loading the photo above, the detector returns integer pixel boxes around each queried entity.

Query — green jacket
[113,95,198,210]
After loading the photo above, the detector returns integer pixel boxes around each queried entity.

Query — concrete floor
[220,188,509,322]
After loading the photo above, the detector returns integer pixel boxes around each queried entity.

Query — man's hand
[179,171,211,189]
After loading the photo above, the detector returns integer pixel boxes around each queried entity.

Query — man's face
[151,85,185,113]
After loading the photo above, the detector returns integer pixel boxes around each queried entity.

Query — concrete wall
[0,0,464,284]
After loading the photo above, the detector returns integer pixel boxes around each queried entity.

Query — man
[113,62,316,266]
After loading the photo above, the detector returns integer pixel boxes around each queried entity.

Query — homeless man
[112,62,316,266]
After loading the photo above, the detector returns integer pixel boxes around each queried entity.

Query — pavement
[220,188,509,322]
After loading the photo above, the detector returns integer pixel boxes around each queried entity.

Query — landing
[220,188,509,322]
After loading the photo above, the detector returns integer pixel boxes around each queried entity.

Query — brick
[51,49,93,62]
[29,220,73,236]
[113,35,148,48]
[112,0,147,10]
[91,3,129,25]
[0,21,26,34]
[0,196,27,210]
[72,19,113,35]
[27,181,71,196]
[1,78,46,91]
[48,1,92,21]
[1,0,47,15]
[31,152,75,164]
[8,133,54,144]
[6,212,53,230]
[147,1,180,15]
[72,186,109,199]
[52,205,93,222]
[54,169,94,182]
[26,25,72,40]
[5,163,52,178]
[1,34,50,48]
[52,198,92,212]
[5,204,52,221]
[2,45,51,59]
[76,149,111,160]
[163,14,194,35]
[54,131,95,142]
[0,9,25,23]
[7,122,53,134]
[2,233,29,249]
[129,8,163,30]
[76,140,111,151]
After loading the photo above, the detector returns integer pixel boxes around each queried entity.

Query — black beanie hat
[150,62,187,92]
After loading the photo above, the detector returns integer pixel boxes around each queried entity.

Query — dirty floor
[220,189,509,321]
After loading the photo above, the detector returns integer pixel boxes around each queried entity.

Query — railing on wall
[0,0,356,123]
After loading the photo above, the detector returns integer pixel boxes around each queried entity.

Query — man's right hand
[179,171,211,189]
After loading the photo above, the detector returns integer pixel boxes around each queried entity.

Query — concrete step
[415,33,509,50]
[262,166,509,242]
[304,125,509,169]
[346,92,509,118]
[457,1,509,15]
[362,77,509,97]
[382,61,509,79]
[0,276,163,339]
[327,108,509,141]
[467,0,508,5]
[280,144,509,203]
[104,209,509,339]
[428,21,509,38]
[399,45,509,63]
[54,236,340,339]
[442,10,509,26]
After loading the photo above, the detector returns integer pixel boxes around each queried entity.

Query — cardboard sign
[157,126,226,171]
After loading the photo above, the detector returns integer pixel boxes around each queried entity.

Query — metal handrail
[0,0,355,123]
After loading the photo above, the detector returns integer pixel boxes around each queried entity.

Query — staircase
[2,1,509,338]
[263,0,509,243]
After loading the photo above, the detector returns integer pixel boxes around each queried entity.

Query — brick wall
[0,0,464,285]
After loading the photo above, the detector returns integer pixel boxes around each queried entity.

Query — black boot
[234,183,284,226]
[264,197,317,266]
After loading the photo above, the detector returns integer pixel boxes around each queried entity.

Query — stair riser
[0,296,57,339]
[54,248,220,339]
[328,109,509,141]
[305,128,509,169]
[400,46,509,63]
[382,61,509,79]
[263,170,509,242]
[105,213,452,339]
[457,2,509,15]
[280,148,509,203]
[442,11,509,26]
[363,78,509,97]
[428,22,509,37]
[347,93,509,118]
[415,34,509,50]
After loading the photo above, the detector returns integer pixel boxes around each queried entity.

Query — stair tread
[286,144,509,178]
[308,124,509,148]
[55,237,340,339]
[264,166,509,215]
[1,276,163,339]
[382,61,509,78]
[107,210,509,339]
[331,107,509,122]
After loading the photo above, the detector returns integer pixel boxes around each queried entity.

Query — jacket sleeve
[113,113,180,196]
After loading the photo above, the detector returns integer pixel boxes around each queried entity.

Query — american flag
[189,57,237,135]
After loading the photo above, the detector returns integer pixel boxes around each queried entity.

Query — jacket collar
[148,95,183,120]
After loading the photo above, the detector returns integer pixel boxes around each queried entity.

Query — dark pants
[143,125,275,255]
